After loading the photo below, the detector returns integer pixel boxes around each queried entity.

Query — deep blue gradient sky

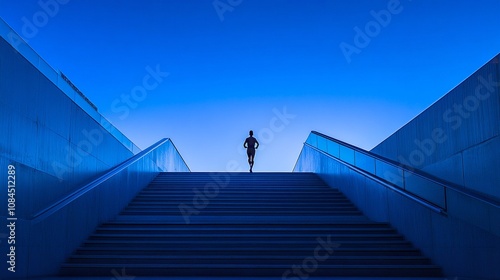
[1,0,499,172]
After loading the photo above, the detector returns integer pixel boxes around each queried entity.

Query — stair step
[60,172,442,277]
[89,233,403,238]
[100,222,391,227]
[127,201,353,205]
[66,255,433,265]
[129,203,354,208]
[81,240,414,248]
[120,210,362,214]
[133,195,348,199]
[110,215,371,224]
[95,228,397,234]
[60,263,442,277]
[74,247,424,256]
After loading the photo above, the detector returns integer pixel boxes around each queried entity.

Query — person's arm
[243,139,248,148]
[255,139,259,149]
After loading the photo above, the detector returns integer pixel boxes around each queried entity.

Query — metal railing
[305,131,500,214]
[305,131,449,212]
[32,138,185,222]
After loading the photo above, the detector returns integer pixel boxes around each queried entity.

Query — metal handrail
[32,138,175,222]
[303,142,445,214]
[310,131,500,210]
[312,131,449,189]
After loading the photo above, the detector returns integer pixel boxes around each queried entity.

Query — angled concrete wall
[0,21,189,279]
[0,24,141,220]
[371,55,500,200]
[295,55,500,278]
[294,144,500,279]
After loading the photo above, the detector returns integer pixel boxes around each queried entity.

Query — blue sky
[1,0,499,172]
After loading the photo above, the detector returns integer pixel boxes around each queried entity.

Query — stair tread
[89,233,403,238]
[61,172,442,277]
[75,247,422,252]
[61,263,441,269]
[68,255,429,260]
[82,240,412,245]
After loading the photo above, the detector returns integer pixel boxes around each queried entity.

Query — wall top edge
[371,53,500,152]
[0,17,141,154]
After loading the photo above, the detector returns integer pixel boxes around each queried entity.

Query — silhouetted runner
[244,130,259,173]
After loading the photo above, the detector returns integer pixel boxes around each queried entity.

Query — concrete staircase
[60,172,442,278]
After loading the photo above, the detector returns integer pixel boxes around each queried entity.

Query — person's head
[249,130,253,136]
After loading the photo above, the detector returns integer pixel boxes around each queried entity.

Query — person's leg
[247,150,255,172]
